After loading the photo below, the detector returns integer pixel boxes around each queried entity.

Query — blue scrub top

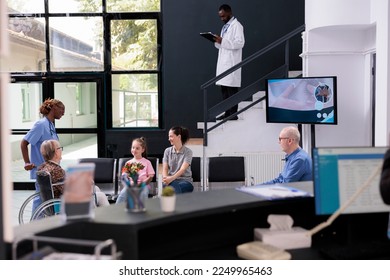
[23,117,59,179]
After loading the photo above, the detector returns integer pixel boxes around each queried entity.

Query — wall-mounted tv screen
[265,76,337,125]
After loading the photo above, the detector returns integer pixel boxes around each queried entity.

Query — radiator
[199,151,286,188]
[242,152,285,185]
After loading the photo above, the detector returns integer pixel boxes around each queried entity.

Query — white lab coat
[215,18,245,87]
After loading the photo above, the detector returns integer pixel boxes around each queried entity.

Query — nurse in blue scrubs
[20,98,65,212]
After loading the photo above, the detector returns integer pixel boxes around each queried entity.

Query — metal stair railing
[201,24,305,146]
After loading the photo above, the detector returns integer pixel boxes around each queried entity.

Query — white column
[0,0,13,243]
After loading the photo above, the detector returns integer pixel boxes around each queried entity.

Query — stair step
[197,121,224,131]
[239,101,263,110]
[188,138,203,145]
[252,91,265,100]
[289,70,302,77]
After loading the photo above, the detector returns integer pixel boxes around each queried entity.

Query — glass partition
[49,0,102,13]
[110,19,158,71]
[6,17,46,72]
[8,82,43,129]
[11,134,97,182]
[50,17,103,72]
[54,82,97,128]
[112,73,158,127]
[9,80,99,183]
[7,0,44,13]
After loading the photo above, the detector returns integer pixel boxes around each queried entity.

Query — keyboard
[320,240,390,260]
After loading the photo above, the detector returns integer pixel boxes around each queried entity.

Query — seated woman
[162,126,194,194]
[38,140,109,207]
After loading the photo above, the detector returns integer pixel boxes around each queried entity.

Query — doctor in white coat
[214,4,245,121]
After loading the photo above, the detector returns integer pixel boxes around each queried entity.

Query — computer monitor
[313,146,390,215]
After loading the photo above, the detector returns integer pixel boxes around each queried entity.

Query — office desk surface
[14,181,314,231]
[12,182,316,259]
[98,181,312,226]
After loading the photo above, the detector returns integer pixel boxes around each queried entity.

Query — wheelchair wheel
[30,199,61,221]
[18,192,40,225]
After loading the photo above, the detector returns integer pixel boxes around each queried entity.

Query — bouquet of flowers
[121,162,147,212]
[122,161,145,185]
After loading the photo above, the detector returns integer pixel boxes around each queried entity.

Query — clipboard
[200,32,217,42]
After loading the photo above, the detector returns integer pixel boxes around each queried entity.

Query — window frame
[105,12,162,129]
[8,3,162,131]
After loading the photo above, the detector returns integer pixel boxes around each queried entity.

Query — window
[110,16,160,128]
[8,0,161,128]
[110,19,158,71]
[49,17,104,72]
[107,0,160,12]
[8,0,161,183]
[9,82,42,128]
[54,82,97,128]
[112,74,158,127]
[6,17,46,72]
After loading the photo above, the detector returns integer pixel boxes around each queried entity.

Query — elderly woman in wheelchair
[18,140,109,224]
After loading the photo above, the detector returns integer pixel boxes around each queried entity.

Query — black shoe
[229,116,238,120]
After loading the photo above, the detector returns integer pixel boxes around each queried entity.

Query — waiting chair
[207,156,246,190]
[117,157,159,197]
[18,170,62,224]
[78,158,117,200]
[191,157,202,191]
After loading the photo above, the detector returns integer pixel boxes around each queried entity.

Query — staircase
[195,25,305,186]
[191,91,286,185]
[193,70,303,185]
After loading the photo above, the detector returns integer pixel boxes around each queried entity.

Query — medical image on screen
[266,76,337,124]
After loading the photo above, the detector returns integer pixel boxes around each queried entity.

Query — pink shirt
[125,157,155,184]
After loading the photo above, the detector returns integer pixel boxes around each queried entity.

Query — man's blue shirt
[263,147,312,184]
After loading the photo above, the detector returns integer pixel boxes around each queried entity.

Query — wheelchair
[18,170,62,225]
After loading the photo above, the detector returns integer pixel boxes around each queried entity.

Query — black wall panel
[105,0,304,159]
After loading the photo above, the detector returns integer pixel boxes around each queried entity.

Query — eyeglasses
[278,137,290,142]
[56,147,63,151]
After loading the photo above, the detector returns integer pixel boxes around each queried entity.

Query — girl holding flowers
[116,137,155,204]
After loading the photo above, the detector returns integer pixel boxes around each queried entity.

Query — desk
[11,181,390,259]
[11,182,319,259]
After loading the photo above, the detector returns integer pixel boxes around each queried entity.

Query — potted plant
[160,186,176,212]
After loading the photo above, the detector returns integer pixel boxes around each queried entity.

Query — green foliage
[76,0,100,12]
[76,0,160,70]
[76,0,160,13]
[162,186,175,197]
[76,0,160,126]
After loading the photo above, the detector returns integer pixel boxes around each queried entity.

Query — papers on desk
[236,184,312,200]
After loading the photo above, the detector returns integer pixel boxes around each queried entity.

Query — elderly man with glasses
[262,126,312,184]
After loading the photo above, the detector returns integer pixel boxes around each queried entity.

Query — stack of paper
[236,184,311,200]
